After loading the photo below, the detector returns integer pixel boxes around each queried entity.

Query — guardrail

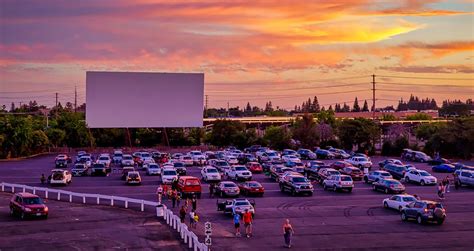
[0,182,208,251]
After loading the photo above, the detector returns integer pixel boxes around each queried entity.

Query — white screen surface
[86,71,204,128]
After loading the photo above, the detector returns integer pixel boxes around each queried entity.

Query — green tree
[406,113,432,120]
[46,128,66,147]
[292,114,319,148]
[207,120,246,147]
[415,123,445,141]
[380,114,396,121]
[337,118,380,152]
[263,126,291,150]
[352,97,361,112]
[30,130,49,152]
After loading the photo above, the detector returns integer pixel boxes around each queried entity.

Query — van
[177,176,202,199]
[383,164,407,180]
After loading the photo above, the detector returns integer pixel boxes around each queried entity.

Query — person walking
[233,213,241,237]
[209,183,214,198]
[283,219,294,248]
[179,206,186,223]
[193,212,199,229]
[171,189,177,208]
[156,185,163,204]
[189,210,195,227]
[243,209,253,238]
[443,176,450,193]
[437,182,445,200]
[167,187,173,200]
[191,195,197,211]
[176,192,182,208]
[163,184,169,201]
[40,174,46,184]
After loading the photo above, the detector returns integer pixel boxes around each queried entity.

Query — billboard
[86,71,204,128]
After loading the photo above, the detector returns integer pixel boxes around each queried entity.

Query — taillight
[423,208,429,214]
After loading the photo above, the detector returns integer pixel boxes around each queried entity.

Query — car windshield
[235,166,247,171]
[207,168,218,173]
[74,165,85,169]
[381,172,391,177]
[403,197,416,202]
[216,161,227,166]
[386,180,400,185]
[419,171,431,176]
[427,203,443,209]
[93,164,105,168]
[185,180,200,186]
[224,183,237,188]
[163,170,176,175]
[123,156,132,160]
[80,157,91,161]
[23,197,43,205]
[328,171,339,175]
[99,157,109,161]
[359,158,368,162]
[183,156,191,160]
[292,177,307,183]
[141,153,151,158]
[341,176,352,181]
[268,152,277,156]
[235,201,250,206]
[129,173,139,178]
[248,183,261,188]
[114,153,122,157]
[174,163,185,167]
[149,164,159,169]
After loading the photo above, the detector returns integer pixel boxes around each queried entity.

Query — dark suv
[382,164,407,180]
[279,174,313,196]
[10,193,48,220]
[401,200,446,225]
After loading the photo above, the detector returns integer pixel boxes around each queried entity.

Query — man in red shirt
[243,209,253,238]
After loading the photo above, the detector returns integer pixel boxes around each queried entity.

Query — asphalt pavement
[1,154,473,251]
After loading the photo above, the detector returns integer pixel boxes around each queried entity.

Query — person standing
[163,184,169,201]
[282,219,294,248]
[443,176,450,193]
[189,210,195,227]
[243,209,253,238]
[156,185,163,204]
[171,189,177,208]
[40,174,46,184]
[193,212,199,229]
[192,195,197,211]
[233,213,241,237]
[179,206,186,223]
[437,182,445,200]
[209,183,214,198]
[176,192,182,208]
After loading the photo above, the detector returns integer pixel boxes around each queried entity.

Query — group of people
[437,175,452,199]
[179,204,199,229]
[232,209,253,238]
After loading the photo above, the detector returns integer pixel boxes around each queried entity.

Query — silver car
[323,175,354,192]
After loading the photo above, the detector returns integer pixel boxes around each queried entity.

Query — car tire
[399,206,403,212]
[372,185,376,191]
[384,188,389,194]
[9,208,14,216]
[417,215,424,224]
[20,212,25,220]
[383,202,388,208]
[291,189,296,196]
[347,188,352,193]
[323,184,327,190]
[420,180,425,186]
[405,177,410,183]
[333,185,337,192]
[401,212,407,221]
[364,177,369,183]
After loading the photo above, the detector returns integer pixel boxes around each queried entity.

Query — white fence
[1,182,208,251]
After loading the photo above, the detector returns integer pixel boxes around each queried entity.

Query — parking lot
[1,154,474,250]
[0,192,185,250]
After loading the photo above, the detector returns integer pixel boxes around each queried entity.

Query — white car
[201,166,222,182]
[139,152,154,166]
[322,175,354,192]
[189,151,206,166]
[121,154,134,166]
[180,155,194,166]
[225,156,239,165]
[383,194,418,212]
[112,150,123,164]
[404,169,437,186]
[259,151,281,162]
[226,165,252,181]
[146,163,161,175]
[282,155,301,163]
[347,157,373,169]
[142,158,156,170]
[97,155,112,167]
[161,168,178,184]
[78,156,92,168]
[50,169,72,185]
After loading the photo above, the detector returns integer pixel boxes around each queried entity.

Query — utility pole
[372,74,376,120]
[55,92,58,107]
[227,101,230,117]
[205,95,208,117]
[74,85,77,113]
[55,92,59,119]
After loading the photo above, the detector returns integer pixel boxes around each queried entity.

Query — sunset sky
[1,0,473,110]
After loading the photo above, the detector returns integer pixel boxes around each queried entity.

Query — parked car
[55,158,68,168]
[217,198,255,216]
[330,161,354,171]
[401,149,432,163]
[246,162,263,173]
[10,193,48,219]
[78,156,92,168]
[305,165,324,180]
[97,155,112,168]
[258,151,281,162]
[317,168,341,183]
[112,151,123,164]
[215,181,240,197]
[126,171,141,185]
[279,174,313,196]
[372,179,406,194]
[347,156,372,169]
[244,145,262,153]
[121,166,135,180]
[297,149,317,160]
[161,168,178,184]
[427,158,451,166]
[49,169,72,186]
[189,151,206,166]
[315,149,335,159]
[282,155,301,163]
[177,176,201,198]
[146,163,161,176]
[404,169,437,186]
[432,164,455,173]
[454,170,474,188]
[364,170,393,183]
[226,165,252,181]
[71,163,88,176]
[269,165,286,181]
[179,155,194,166]
[91,163,108,176]
[383,194,417,212]
[238,181,264,196]
[401,200,446,225]
[328,148,351,159]
[322,175,354,192]
[56,154,72,163]
[382,163,408,180]
[238,153,257,164]
[212,160,231,172]
[173,162,187,176]
[201,166,222,182]
[340,166,364,181]
[121,154,134,167]
[378,159,404,168]
[225,156,239,165]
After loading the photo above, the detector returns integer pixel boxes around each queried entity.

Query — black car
[238,154,257,164]
[401,200,446,225]
[244,145,262,153]
[279,174,313,196]
[71,163,88,176]
[55,158,68,168]
[269,166,286,181]
[297,149,317,160]
[173,162,187,175]
[305,165,324,180]
[382,164,408,180]
[372,179,406,194]
[263,160,283,173]
[427,158,451,166]
[91,163,107,176]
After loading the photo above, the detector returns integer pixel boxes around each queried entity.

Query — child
[193,212,199,229]
[189,210,195,227]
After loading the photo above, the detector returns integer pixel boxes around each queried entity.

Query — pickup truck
[217,198,256,216]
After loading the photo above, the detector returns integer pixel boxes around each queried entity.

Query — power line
[377,82,472,88]
[377,88,469,94]
[211,89,370,102]
[378,75,473,81]
[206,75,370,86]
[205,82,369,94]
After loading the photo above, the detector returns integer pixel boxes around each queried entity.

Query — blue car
[432,164,455,173]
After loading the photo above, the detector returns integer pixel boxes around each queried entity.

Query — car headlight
[44,207,49,212]
[24,207,32,212]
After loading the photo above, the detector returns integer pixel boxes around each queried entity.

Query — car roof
[220,181,236,184]
[128,171,140,175]
[51,169,66,172]
[179,176,198,180]
[16,192,39,198]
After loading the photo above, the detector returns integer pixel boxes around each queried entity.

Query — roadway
[0,155,473,250]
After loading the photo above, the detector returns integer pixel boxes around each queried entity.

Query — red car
[330,161,354,171]
[341,166,364,181]
[246,162,263,173]
[238,181,265,196]
[55,154,72,163]
[10,193,48,220]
